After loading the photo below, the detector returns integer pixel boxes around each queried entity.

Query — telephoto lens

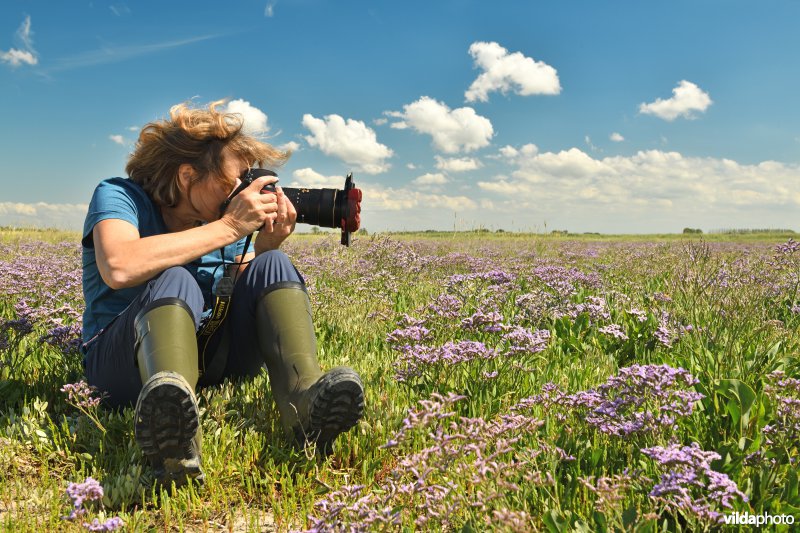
[240,169,362,246]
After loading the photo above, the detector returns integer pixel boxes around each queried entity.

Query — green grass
[1,230,799,531]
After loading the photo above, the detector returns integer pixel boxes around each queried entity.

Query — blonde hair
[126,100,290,207]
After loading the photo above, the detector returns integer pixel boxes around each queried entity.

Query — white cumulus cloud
[610,132,625,142]
[289,167,345,188]
[639,80,712,121]
[109,134,127,146]
[465,41,561,102]
[278,141,300,153]
[497,143,538,161]
[413,172,449,186]
[386,96,493,154]
[302,114,393,174]
[477,145,800,217]
[1,16,38,67]
[363,185,477,212]
[221,99,270,136]
[0,202,88,230]
[435,156,482,172]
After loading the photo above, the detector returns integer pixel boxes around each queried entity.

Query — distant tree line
[708,228,796,234]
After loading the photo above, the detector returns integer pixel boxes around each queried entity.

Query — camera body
[219,168,362,246]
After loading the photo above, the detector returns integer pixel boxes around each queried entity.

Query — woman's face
[185,148,248,223]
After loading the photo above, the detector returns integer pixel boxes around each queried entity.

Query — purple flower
[627,307,648,323]
[654,325,673,347]
[84,517,124,531]
[426,294,463,319]
[502,326,550,355]
[41,323,82,354]
[513,365,703,437]
[393,341,497,382]
[64,477,104,520]
[762,371,800,447]
[599,324,628,340]
[3,316,34,336]
[386,325,431,346]
[775,238,799,255]
[642,443,747,522]
[62,381,102,410]
[304,391,548,531]
[460,310,504,332]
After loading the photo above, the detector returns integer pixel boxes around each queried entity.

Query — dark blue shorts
[83,250,304,408]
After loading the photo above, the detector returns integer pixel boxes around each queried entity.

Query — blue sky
[1,0,799,234]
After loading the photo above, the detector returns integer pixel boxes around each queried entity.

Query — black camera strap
[197,273,232,379]
[198,167,276,377]
[196,233,255,379]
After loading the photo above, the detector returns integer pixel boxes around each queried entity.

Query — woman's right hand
[220,175,280,237]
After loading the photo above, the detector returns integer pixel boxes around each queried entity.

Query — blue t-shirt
[81,177,251,342]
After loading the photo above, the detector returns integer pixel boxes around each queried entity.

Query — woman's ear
[177,164,196,193]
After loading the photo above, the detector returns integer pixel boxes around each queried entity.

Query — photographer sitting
[80,100,364,486]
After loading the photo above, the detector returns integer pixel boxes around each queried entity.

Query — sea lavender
[627,307,648,323]
[579,471,635,514]
[64,477,124,530]
[65,477,104,519]
[642,442,747,523]
[426,294,463,319]
[392,341,497,382]
[599,324,628,341]
[502,326,550,355]
[775,238,799,255]
[386,325,431,348]
[83,517,125,532]
[513,365,704,437]
[41,323,83,355]
[305,392,548,532]
[762,371,800,448]
[460,309,505,332]
[61,381,106,432]
[62,381,102,410]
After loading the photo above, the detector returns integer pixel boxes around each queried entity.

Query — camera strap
[196,234,254,379]
[197,274,233,378]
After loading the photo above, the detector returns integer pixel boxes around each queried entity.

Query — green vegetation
[1,230,799,531]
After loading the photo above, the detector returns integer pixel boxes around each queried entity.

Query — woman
[80,100,364,486]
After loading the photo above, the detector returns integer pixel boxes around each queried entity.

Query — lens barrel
[235,168,361,246]
[281,187,342,229]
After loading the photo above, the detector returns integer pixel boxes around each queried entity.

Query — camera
[219,168,362,246]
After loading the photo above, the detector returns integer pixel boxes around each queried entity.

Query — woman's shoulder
[93,177,154,207]
[95,177,146,196]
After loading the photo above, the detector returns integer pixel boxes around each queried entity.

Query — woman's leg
[222,250,364,453]
[221,250,305,379]
[84,266,204,408]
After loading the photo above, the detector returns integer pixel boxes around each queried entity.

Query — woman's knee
[247,250,303,287]
[146,267,204,320]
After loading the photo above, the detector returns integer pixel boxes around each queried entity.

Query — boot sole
[134,371,204,487]
[299,367,365,455]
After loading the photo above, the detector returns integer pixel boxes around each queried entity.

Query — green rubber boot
[256,282,364,454]
[133,298,203,487]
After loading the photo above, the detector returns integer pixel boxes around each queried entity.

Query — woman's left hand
[254,186,297,253]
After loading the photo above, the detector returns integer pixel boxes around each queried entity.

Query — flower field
[1,229,799,531]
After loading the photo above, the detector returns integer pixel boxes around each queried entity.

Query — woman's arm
[94,176,279,289]
[93,218,241,289]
